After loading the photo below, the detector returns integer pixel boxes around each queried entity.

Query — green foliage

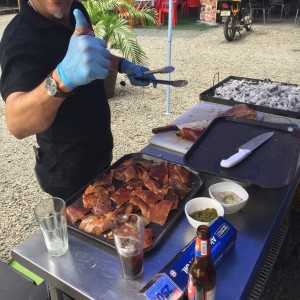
[81,0,158,65]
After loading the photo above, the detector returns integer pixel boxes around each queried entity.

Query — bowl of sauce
[185,197,224,228]
[209,182,249,214]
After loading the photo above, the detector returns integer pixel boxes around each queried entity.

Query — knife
[152,120,211,134]
[220,131,274,168]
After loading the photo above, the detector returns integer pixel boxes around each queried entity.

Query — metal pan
[66,153,205,253]
[183,117,300,189]
[199,76,300,119]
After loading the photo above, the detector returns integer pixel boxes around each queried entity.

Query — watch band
[46,73,72,98]
[117,58,124,73]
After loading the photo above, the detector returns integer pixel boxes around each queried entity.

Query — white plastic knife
[220,131,274,168]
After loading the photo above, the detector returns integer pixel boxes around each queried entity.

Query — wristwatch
[45,73,72,98]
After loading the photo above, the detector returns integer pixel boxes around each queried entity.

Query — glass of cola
[112,214,144,280]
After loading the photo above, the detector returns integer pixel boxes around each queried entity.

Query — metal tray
[199,76,300,119]
[183,117,300,188]
[66,153,205,253]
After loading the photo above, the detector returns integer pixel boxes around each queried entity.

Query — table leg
[47,282,65,300]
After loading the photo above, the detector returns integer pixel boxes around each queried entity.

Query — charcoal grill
[200,75,300,119]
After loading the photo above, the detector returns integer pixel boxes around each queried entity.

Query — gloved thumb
[73,9,88,36]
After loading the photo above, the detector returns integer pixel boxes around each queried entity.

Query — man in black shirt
[0,0,155,200]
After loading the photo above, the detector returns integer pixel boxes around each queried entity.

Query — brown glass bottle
[187,225,216,300]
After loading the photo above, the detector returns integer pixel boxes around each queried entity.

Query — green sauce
[189,208,218,222]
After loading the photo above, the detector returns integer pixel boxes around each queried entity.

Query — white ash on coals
[214,79,300,112]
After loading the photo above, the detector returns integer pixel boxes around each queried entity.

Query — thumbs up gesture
[57,9,111,89]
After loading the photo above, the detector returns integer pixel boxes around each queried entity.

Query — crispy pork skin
[134,187,163,207]
[168,164,190,185]
[110,188,132,205]
[176,127,206,142]
[149,200,173,225]
[91,197,113,216]
[217,104,257,119]
[149,162,168,184]
[79,215,112,235]
[66,205,90,224]
[67,158,194,249]
[129,195,151,219]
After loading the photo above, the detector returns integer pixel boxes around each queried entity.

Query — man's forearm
[5,70,67,139]
[110,54,123,72]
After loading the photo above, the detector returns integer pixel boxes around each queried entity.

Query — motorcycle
[218,0,253,41]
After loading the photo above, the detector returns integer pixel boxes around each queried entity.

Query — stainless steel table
[11,145,299,300]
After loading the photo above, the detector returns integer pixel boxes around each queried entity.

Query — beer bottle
[187,225,216,300]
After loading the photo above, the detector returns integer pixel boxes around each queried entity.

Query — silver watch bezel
[45,74,71,98]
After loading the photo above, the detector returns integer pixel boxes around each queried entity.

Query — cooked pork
[66,205,90,224]
[149,200,173,226]
[67,158,194,249]
[217,103,257,119]
[79,214,112,235]
[110,188,132,205]
[176,127,206,142]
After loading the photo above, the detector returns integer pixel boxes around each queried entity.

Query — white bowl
[185,197,224,228]
[209,181,249,214]
[222,177,250,187]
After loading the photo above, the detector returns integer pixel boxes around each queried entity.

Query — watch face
[46,77,57,96]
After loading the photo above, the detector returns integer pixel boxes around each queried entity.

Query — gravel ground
[1,13,300,298]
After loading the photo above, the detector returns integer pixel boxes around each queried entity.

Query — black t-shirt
[0,0,113,183]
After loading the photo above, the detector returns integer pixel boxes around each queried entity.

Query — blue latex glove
[57,9,111,89]
[120,59,157,88]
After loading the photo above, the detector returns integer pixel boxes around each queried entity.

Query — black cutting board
[183,117,300,188]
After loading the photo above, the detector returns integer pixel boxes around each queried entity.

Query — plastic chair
[158,0,178,25]
[185,0,200,16]
[252,0,270,24]
[154,0,163,13]
[269,0,288,18]
[295,0,300,25]
[119,0,146,27]
[181,0,187,14]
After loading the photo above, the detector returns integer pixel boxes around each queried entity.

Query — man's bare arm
[5,69,70,139]
[5,55,121,140]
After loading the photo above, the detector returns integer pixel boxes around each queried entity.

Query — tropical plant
[81,0,158,65]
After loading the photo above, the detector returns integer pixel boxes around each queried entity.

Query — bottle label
[187,279,195,299]
[200,240,207,256]
[195,237,209,257]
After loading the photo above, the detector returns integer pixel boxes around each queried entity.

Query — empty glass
[34,197,69,257]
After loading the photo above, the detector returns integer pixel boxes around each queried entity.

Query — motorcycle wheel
[245,22,252,31]
[244,4,253,31]
[223,16,237,41]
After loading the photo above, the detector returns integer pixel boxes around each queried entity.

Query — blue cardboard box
[140,216,237,300]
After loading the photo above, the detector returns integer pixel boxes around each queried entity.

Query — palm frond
[94,16,148,65]
[81,0,158,65]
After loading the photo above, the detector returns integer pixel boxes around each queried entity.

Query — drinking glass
[112,214,144,280]
[34,197,69,257]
